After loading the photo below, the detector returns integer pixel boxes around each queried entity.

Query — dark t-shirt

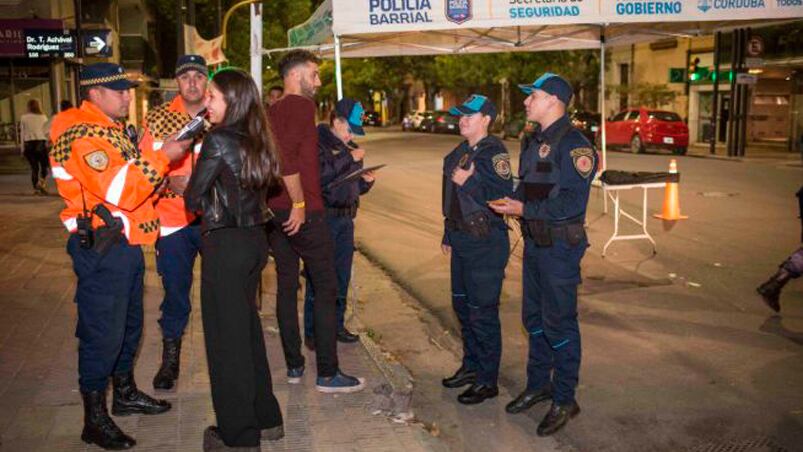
[268,94,323,211]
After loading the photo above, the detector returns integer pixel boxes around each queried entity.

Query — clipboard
[328,164,386,189]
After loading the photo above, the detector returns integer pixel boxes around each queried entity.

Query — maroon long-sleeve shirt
[268,94,324,212]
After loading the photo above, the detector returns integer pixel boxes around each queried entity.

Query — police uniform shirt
[442,135,513,237]
[516,115,597,224]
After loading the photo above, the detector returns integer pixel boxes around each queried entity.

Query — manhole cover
[698,191,739,198]
[690,436,789,452]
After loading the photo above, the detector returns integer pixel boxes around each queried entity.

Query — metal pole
[250,3,263,97]
[599,26,607,172]
[710,31,720,155]
[738,28,750,158]
[177,0,185,56]
[334,34,343,100]
[726,29,738,157]
[215,0,222,35]
[73,0,83,101]
[9,60,16,140]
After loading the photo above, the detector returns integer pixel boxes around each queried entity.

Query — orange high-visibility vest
[49,101,170,245]
[139,96,204,237]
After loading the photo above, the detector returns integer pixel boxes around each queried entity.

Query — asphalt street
[353,129,803,451]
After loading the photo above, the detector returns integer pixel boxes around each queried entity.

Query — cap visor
[449,105,477,116]
[518,84,535,94]
[349,123,365,136]
[104,79,138,90]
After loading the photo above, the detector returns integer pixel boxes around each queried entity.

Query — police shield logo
[538,143,551,159]
[571,148,595,179]
[84,150,109,172]
[458,153,470,168]
[492,153,511,180]
[445,0,472,24]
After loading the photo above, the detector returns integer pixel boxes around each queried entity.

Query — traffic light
[688,57,701,81]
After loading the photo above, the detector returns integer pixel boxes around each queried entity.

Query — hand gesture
[351,147,366,162]
[488,197,524,217]
[161,133,193,163]
[451,162,475,187]
[283,206,305,236]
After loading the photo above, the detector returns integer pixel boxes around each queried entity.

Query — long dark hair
[210,68,280,191]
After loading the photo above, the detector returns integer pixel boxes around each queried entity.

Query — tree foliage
[611,83,677,108]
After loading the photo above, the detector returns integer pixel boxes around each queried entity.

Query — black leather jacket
[184,126,273,233]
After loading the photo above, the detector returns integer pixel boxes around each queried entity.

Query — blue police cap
[335,98,366,136]
[449,94,497,122]
[80,63,137,91]
[175,54,208,77]
[519,73,573,106]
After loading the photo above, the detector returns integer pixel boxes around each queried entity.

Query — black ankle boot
[81,390,136,450]
[112,372,172,416]
[153,338,181,391]
[757,269,792,312]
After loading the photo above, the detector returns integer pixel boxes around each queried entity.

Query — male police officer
[441,95,513,404]
[49,63,190,449]
[139,55,208,391]
[490,73,597,435]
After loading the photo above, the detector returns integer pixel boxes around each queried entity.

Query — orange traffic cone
[653,159,688,221]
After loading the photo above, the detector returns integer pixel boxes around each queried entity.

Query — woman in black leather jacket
[184,68,283,451]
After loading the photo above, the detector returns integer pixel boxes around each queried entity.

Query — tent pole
[599,26,607,173]
[334,34,343,100]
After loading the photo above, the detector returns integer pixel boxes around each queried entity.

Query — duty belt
[520,219,586,247]
[326,205,358,218]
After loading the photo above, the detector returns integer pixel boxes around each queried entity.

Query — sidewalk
[0,174,437,452]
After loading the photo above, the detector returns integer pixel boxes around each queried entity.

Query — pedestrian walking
[490,73,597,436]
[49,62,189,450]
[303,98,376,350]
[184,67,284,450]
[267,49,365,393]
[139,55,208,391]
[440,94,513,405]
[19,99,50,194]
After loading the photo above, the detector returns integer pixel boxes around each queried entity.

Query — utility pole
[250,3,263,96]
[176,0,185,58]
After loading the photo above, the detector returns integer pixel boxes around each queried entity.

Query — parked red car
[604,107,689,155]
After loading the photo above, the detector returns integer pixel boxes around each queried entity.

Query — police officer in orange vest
[49,63,190,450]
[139,55,208,391]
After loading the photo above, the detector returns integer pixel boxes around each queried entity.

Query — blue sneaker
[287,366,304,384]
[315,370,366,393]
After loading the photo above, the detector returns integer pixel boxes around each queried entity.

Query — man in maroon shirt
[268,50,365,393]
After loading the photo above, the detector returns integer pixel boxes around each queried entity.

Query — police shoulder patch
[570,147,595,179]
[84,150,109,172]
[492,153,511,180]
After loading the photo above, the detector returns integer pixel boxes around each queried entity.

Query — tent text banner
[332,0,803,35]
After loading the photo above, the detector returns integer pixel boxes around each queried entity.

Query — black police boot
[442,365,477,389]
[81,390,136,450]
[153,337,181,391]
[505,386,552,414]
[112,372,172,416]
[457,384,499,405]
[336,328,359,343]
[537,401,581,437]
[757,269,792,312]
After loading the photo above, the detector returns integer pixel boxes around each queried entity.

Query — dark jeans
[201,226,282,447]
[304,214,354,337]
[268,210,338,377]
[67,234,144,392]
[155,224,202,339]
[23,140,48,188]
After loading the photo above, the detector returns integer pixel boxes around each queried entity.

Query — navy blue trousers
[67,234,144,392]
[304,215,354,337]
[449,228,509,386]
[522,237,585,405]
[155,224,201,339]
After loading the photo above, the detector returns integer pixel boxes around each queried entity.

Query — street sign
[669,68,685,83]
[83,30,112,57]
[745,57,764,69]
[736,73,757,85]
[24,29,76,58]
[746,36,764,57]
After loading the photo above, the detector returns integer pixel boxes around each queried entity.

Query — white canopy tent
[268,0,803,168]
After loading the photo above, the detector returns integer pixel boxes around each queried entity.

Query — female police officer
[441,95,513,405]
